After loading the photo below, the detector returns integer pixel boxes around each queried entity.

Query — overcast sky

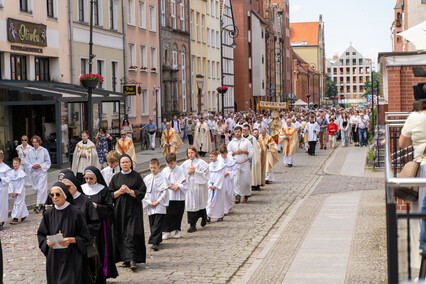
[290,0,396,66]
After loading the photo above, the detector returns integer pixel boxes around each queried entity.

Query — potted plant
[140,66,148,71]
[151,67,157,72]
[79,73,104,89]
[129,66,138,72]
[217,86,229,94]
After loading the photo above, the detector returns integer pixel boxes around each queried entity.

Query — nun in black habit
[82,166,119,279]
[44,168,74,211]
[109,154,146,270]
[37,182,91,284]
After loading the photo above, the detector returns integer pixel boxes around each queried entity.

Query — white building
[251,10,267,99]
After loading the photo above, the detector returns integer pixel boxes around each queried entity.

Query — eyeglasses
[22,139,27,141]
[49,193,61,198]
[84,177,95,181]
[121,134,126,136]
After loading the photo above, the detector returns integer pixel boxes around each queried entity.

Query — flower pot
[81,80,99,89]
[217,89,228,94]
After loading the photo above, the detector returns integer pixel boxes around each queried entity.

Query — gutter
[69,0,75,83]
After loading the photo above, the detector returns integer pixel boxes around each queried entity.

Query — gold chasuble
[257,138,267,186]
[260,134,279,173]
[116,137,137,163]
[279,125,299,157]
[161,129,183,157]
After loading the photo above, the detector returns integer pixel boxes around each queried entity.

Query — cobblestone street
[1,144,387,283]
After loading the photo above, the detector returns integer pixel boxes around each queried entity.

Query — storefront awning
[0,80,126,102]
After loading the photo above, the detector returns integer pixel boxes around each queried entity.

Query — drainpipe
[69,0,75,84]
[122,0,127,118]
[187,0,192,113]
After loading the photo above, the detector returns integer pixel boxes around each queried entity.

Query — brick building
[292,50,319,106]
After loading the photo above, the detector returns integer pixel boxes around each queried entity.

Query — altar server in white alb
[101,151,121,186]
[242,124,262,191]
[26,135,51,213]
[0,150,12,231]
[206,150,226,222]
[181,146,210,233]
[218,144,236,215]
[227,126,253,204]
[72,130,101,184]
[162,153,187,240]
[7,157,29,224]
[142,159,169,251]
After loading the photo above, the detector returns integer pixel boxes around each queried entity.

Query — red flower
[79,74,104,83]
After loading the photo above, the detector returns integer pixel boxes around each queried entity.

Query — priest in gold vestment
[116,129,137,164]
[279,119,299,167]
[161,122,183,157]
[269,115,282,152]
[260,128,279,183]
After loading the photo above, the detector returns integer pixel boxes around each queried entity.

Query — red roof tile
[290,22,320,46]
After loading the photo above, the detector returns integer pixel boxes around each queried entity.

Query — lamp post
[220,0,239,118]
[196,75,204,113]
[306,94,311,108]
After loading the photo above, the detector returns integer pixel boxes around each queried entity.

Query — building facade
[292,50,319,105]
[124,0,161,126]
[326,45,372,104]
[159,0,191,118]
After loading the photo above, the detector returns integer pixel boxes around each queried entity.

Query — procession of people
[0,106,372,282]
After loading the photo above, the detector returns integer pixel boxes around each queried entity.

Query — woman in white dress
[16,135,33,187]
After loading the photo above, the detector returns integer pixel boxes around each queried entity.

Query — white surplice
[227,137,253,197]
[0,162,11,222]
[304,121,320,142]
[71,139,101,175]
[101,165,120,186]
[244,134,262,187]
[26,146,51,205]
[206,160,226,219]
[181,158,210,212]
[142,172,170,215]
[162,165,188,201]
[219,154,237,214]
[16,144,33,186]
[194,121,212,153]
[6,168,29,219]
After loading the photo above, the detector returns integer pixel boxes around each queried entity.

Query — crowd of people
[0,106,373,283]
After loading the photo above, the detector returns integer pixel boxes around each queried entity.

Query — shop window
[35,57,50,81]
[10,54,27,80]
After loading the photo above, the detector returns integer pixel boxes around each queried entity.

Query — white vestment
[244,135,262,187]
[304,122,320,142]
[26,146,51,205]
[142,172,170,215]
[16,144,33,186]
[227,137,253,197]
[72,139,101,175]
[181,158,209,212]
[6,168,29,219]
[162,165,188,201]
[206,160,226,219]
[194,122,212,153]
[0,163,12,222]
[219,154,236,214]
[101,165,120,186]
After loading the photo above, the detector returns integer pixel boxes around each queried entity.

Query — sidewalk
[233,144,387,283]
[8,140,190,212]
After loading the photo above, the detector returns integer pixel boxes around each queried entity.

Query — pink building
[124,0,161,127]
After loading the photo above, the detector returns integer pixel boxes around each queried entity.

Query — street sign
[123,85,137,96]
[370,89,376,95]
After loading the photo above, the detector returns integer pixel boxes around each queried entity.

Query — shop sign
[7,18,47,47]
[123,85,136,96]
[10,45,43,53]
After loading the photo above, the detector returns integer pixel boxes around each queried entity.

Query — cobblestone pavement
[1,146,331,283]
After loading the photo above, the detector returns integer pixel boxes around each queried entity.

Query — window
[210,0,214,16]
[217,62,220,78]
[20,0,29,12]
[212,61,215,77]
[215,0,218,17]
[140,45,147,68]
[207,60,210,78]
[94,0,100,26]
[80,58,88,74]
[149,5,156,31]
[190,10,193,39]
[141,89,148,115]
[180,0,185,31]
[171,0,176,29]
[139,1,146,28]
[181,52,186,112]
[202,58,205,74]
[128,43,136,66]
[78,0,85,21]
[150,47,157,70]
[207,28,210,46]
[10,54,27,80]
[97,60,105,88]
[128,0,135,25]
[110,0,117,30]
[201,15,204,42]
[172,50,178,69]
[207,0,209,14]
[35,57,50,81]
[197,57,200,73]
[196,12,199,41]
[47,0,55,18]
[216,31,219,48]
[111,61,119,92]
[359,76,363,83]
[211,29,215,47]
[128,95,136,117]
[161,0,165,27]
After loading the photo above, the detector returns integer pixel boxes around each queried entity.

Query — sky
[290,0,396,66]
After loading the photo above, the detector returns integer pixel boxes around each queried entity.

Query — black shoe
[130,260,137,270]
[201,216,207,227]
[0,224,3,231]
[34,206,40,214]
[187,224,197,233]
[152,245,159,251]
[288,164,293,167]
[206,217,211,223]
[152,148,155,150]
[235,195,241,204]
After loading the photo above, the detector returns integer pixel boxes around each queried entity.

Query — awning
[398,21,426,50]
[293,99,308,106]
[257,101,288,110]
[0,80,126,102]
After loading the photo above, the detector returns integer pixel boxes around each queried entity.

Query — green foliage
[363,71,381,98]
[368,147,375,162]
[325,74,338,100]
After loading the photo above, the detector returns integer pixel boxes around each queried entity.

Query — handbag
[86,238,98,259]
[394,148,426,201]
[332,131,338,136]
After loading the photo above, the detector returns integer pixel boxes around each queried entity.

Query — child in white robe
[142,158,169,251]
[206,150,226,222]
[162,153,187,240]
[101,151,121,186]
[218,144,236,215]
[7,157,29,224]
[181,146,210,233]
[0,150,12,230]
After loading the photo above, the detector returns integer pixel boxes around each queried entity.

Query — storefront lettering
[19,24,40,44]
[7,18,47,47]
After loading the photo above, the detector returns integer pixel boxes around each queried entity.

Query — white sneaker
[173,230,181,239]
[162,232,171,240]
[170,230,176,238]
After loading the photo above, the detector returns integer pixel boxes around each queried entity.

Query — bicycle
[140,126,150,151]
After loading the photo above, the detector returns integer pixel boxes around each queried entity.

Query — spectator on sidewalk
[350,111,360,146]
[355,112,369,147]
[304,115,320,156]
[116,130,137,165]
[16,135,33,187]
[317,112,328,150]
[122,119,133,139]
[327,118,338,149]
[340,113,350,147]
[72,131,101,184]
[143,118,158,150]
[186,118,194,145]
[171,115,181,135]
[95,127,113,168]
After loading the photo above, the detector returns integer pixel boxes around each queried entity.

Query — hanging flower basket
[140,66,148,71]
[151,67,157,72]
[80,74,104,89]
[217,86,229,94]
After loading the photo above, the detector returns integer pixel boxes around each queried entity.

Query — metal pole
[87,0,94,140]
[274,36,277,102]
[220,18,224,118]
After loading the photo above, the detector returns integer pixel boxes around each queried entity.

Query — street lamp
[220,0,239,117]
[196,74,204,113]
[306,94,311,108]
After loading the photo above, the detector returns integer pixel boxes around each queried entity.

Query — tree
[325,74,338,104]
[363,71,381,98]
